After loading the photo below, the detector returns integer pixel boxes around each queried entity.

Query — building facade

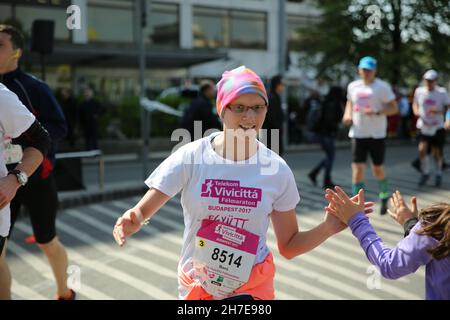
[0,0,320,99]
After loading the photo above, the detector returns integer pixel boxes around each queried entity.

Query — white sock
[421,156,430,175]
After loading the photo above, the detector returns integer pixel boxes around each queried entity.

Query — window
[145,2,179,47]
[0,4,12,23]
[193,7,267,49]
[193,7,227,49]
[230,11,266,49]
[88,2,133,43]
[287,15,316,51]
[15,6,70,40]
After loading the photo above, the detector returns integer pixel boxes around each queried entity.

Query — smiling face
[221,93,267,134]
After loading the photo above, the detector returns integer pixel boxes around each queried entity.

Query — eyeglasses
[227,104,267,114]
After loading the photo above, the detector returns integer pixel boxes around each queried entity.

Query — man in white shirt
[413,69,450,187]
[0,84,49,259]
[343,56,398,215]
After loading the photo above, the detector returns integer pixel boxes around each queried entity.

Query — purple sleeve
[348,212,435,279]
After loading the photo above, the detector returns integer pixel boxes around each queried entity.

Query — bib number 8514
[211,248,242,268]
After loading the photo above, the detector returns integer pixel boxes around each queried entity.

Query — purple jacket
[349,212,450,300]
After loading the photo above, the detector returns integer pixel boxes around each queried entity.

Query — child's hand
[113,208,144,247]
[388,190,418,226]
[350,194,374,215]
[325,187,365,224]
[323,192,374,235]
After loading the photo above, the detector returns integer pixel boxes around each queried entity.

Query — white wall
[155,0,321,79]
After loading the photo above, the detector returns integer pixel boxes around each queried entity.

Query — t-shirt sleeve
[413,89,419,105]
[144,146,191,197]
[272,165,300,212]
[0,87,35,138]
[381,82,396,104]
[346,83,352,101]
[443,90,450,106]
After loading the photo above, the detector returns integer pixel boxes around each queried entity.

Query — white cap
[423,69,438,81]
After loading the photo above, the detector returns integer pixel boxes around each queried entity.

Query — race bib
[193,219,259,298]
[4,142,23,165]
[354,91,374,113]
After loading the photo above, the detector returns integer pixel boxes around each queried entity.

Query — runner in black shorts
[343,56,398,215]
[352,138,385,166]
[8,174,58,244]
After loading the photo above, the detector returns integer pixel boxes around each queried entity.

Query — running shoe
[380,198,388,215]
[308,171,317,187]
[435,175,442,188]
[418,174,429,187]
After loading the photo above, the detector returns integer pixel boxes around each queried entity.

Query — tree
[294,0,450,86]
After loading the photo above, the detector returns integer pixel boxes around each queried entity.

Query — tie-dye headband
[216,66,268,116]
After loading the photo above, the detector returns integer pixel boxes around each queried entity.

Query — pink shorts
[178,252,275,300]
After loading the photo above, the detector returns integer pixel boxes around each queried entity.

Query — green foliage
[98,93,194,138]
[98,95,140,138]
[151,93,192,137]
[295,0,450,86]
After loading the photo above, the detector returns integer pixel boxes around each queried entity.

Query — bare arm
[342,100,353,126]
[445,104,450,130]
[271,193,375,259]
[382,99,398,116]
[113,188,171,246]
[412,101,420,117]
[270,209,339,260]
[14,147,44,177]
[0,147,44,209]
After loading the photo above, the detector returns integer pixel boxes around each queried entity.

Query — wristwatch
[8,169,28,186]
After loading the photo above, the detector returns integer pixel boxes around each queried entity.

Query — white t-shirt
[0,84,35,237]
[347,78,396,138]
[145,134,300,299]
[414,86,450,136]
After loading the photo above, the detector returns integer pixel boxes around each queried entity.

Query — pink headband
[216,66,268,116]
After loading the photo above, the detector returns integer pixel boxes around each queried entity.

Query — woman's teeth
[240,125,255,130]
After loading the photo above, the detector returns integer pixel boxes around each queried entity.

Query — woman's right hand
[113,208,144,247]
[388,190,418,226]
